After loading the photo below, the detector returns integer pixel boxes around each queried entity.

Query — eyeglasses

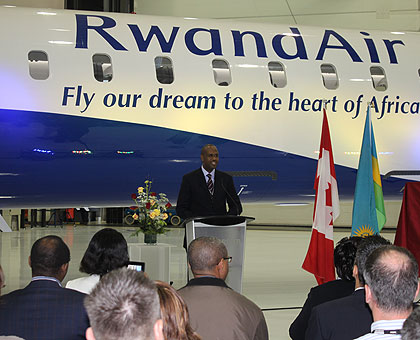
[223,256,232,263]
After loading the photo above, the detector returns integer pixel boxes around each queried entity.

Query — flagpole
[302,106,339,284]
[351,102,386,235]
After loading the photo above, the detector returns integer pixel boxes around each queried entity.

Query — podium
[185,215,254,293]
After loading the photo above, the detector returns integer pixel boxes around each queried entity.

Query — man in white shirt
[355,245,419,340]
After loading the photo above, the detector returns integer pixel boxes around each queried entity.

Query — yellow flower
[162,213,168,220]
[153,209,160,216]
[137,187,144,193]
[132,213,138,220]
[149,211,156,219]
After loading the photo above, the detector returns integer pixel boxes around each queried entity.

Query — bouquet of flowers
[130,180,172,236]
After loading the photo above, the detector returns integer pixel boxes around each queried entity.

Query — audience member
[289,236,361,340]
[0,235,90,340]
[354,245,419,339]
[401,307,420,340]
[84,268,164,340]
[66,228,129,293]
[156,280,201,340]
[178,236,268,340]
[306,234,391,340]
[0,265,24,340]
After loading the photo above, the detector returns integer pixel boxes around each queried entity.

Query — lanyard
[372,329,401,335]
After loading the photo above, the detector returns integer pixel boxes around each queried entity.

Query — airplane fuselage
[0,7,416,208]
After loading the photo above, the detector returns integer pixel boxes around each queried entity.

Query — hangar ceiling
[134,0,420,31]
[0,0,419,31]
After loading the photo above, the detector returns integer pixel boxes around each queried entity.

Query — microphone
[221,180,240,216]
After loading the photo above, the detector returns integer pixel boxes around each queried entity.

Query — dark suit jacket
[305,288,373,340]
[176,168,242,219]
[289,279,355,340]
[0,279,90,340]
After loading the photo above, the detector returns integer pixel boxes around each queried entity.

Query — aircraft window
[320,64,339,90]
[268,61,287,88]
[92,54,113,82]
[155,57,174,84]
[28,51,49,80]
[370,66,388,91]
[212,59,231,86]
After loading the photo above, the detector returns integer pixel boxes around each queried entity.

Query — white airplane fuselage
[0,6,416,208]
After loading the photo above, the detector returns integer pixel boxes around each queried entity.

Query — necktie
[207,173,214,195]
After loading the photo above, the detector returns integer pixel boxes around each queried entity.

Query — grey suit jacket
[178,277,268,340]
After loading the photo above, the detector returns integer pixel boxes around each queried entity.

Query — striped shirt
[354,319,405,340]
[201,166,215,184]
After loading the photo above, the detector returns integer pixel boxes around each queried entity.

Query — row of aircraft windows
[28,50,389,91]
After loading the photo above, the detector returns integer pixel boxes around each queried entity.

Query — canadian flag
[302,108,340,285]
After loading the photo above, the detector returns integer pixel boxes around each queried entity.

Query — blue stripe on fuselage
[0,108,405,208]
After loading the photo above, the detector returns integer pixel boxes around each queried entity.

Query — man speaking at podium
[176,144,242,220]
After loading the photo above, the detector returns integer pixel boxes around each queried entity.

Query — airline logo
[75,14,405,64]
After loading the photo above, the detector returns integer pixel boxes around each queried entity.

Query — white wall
[244,200,403,228]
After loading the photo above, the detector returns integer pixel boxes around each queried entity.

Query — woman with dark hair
[156,281,201,340]
[66,228,129,294]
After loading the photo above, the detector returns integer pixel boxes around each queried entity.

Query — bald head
[30,235,70,279]
[200,144,217,156]
[200,145,219,172]
[187,237,228,273]
[365,245,418,313]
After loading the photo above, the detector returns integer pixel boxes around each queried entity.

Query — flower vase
[144,233,157,244]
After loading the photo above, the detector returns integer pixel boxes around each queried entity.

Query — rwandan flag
[351,104,386,236]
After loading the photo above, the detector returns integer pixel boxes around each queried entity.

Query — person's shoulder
[314,289,361,315]
[183,168,202,179]
[227,289,263,312]
[309,279,354,300]
[179,281,229,297]
[0,287,25,301]
[314,279,353,291]
[66,276,89,286]
[62,285,87,296]
[66,275,99,294]
[47,282,87,301]
[177,284,189,293]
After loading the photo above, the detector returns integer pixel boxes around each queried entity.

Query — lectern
[185,215,254,293]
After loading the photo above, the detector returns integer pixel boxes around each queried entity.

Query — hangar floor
[0,225,396,339]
